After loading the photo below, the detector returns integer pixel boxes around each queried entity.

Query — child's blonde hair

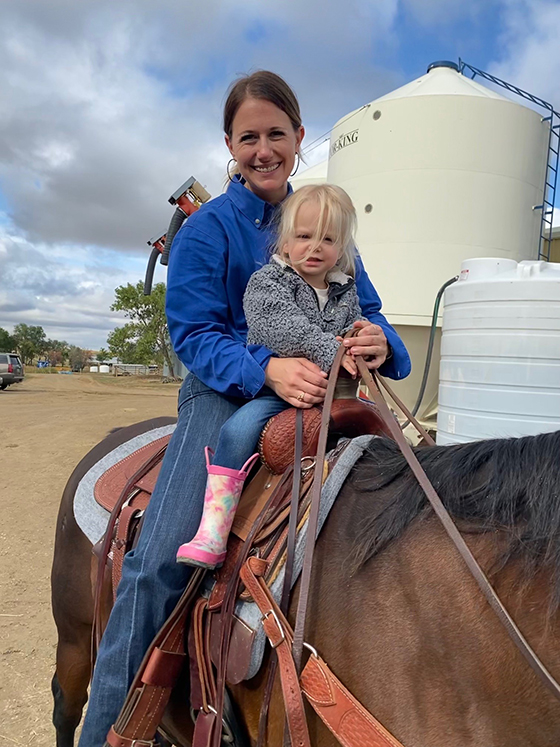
[274,184,358,277]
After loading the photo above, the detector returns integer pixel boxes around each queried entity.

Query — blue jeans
[213,390,289,470]
[79,375,246,746]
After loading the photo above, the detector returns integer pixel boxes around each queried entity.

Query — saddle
[91,377,390,650]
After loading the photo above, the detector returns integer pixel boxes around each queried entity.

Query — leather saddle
[91,386,390,655]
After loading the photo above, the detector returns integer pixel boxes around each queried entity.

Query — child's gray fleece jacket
[243,256,365,373]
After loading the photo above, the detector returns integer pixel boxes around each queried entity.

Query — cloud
[490,0,560,106]
[1,0,559,351]
[0,228,157,348]
[0,0,403,253]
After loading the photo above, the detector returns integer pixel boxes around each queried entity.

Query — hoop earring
[290,152,301,178]
[227,158,237,182]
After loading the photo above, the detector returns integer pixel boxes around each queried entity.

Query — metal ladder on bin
[458,59,560,262]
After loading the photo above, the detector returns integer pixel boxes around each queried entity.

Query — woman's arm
[166,222,273,398]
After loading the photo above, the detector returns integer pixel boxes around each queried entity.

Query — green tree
[68,346,91,371]
[0,327,16,352]
[108,282,175,377]
[96,348,110,364]
[12,323,47,364]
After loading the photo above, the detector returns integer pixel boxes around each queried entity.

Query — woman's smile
[225,97,304,205]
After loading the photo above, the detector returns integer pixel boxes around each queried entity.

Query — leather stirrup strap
[210,469,297,747]
[241,556,311,747]
[107,567,205,747]
[356,359,560,702]
[256,409,304,747]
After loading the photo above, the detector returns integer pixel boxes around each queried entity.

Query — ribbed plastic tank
[99,364,110,373]
[437,258,560,444]
[325,62,550,421]
[89,366,99,373]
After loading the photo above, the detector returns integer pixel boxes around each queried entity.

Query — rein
[106,333,560,747]
[259,331,560,747]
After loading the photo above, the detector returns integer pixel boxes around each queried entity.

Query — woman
[78,70,411,747]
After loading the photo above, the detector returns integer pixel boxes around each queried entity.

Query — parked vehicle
[0,353,24,389]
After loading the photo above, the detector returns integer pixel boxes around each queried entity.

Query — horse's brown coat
[52,424,560,747]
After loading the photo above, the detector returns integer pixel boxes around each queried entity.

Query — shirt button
[255,218,261,225]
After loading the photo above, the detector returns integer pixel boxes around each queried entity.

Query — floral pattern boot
[176,448,259,569]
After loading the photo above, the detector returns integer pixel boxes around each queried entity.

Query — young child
[176,184,365,569]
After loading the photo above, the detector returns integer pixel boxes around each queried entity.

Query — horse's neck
[301,502,560,747]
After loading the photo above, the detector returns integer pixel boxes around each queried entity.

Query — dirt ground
[0,372,181,746]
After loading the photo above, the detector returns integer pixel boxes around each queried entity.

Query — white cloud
[1,0,559,349]
[490,0,560,106]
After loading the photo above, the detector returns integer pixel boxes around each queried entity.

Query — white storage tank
[437,258,560,445]
[326,61,550,421]
[290,159,328,191]
[89,365,99,373]
[99,364,110,374]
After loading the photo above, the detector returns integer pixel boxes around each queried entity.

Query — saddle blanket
[74,424,177,544]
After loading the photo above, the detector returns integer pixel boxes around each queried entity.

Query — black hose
[160,208,187,266]
[401,275,459,429]
[143,246,160,296]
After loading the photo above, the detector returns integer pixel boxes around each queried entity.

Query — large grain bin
[326,61,550,422]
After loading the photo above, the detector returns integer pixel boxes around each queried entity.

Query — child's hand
[341,356,358,378]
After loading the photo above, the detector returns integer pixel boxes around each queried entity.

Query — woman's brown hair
[223,71,302,138]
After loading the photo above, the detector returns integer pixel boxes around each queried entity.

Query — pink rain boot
[176,448,259,569]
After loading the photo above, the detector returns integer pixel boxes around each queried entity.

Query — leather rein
[250,331,560,747]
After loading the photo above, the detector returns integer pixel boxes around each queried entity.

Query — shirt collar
[227,175,293,229]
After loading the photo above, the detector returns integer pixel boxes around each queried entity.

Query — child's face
[283,201,341,288]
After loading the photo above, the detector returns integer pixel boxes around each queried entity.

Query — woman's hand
[343,320,388,369]
[265,357,328,408]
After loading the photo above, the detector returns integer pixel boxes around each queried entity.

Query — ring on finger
[297,391,305,403]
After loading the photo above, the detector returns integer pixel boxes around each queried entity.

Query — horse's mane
[349,430,560,600]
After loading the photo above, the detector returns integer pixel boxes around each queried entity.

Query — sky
[1,0,559,350]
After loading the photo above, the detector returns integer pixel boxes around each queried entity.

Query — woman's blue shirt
[166,177,411,399]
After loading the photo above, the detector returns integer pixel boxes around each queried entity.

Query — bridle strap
[374,372,435,446]
[292,342,350,673]
[356,357,560,701]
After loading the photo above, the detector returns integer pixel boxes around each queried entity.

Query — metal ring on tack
[191,706,235,744]
[303,641,319,658]
[300,456,316,476]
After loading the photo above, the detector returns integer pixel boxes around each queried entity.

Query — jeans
[79,374,245,746]
[213,389,289,470]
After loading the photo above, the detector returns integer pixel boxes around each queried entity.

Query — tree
[45,339,70,366]
[0,327,16,352]
[68,346,91,371]
[12,323,47,364]
[108,282,175,377]
[96,348,110,364]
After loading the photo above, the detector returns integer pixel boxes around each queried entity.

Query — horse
[51,421,560,747]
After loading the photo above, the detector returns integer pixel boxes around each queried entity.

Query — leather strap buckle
[262,608,285,648]
[131,741,156,747]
